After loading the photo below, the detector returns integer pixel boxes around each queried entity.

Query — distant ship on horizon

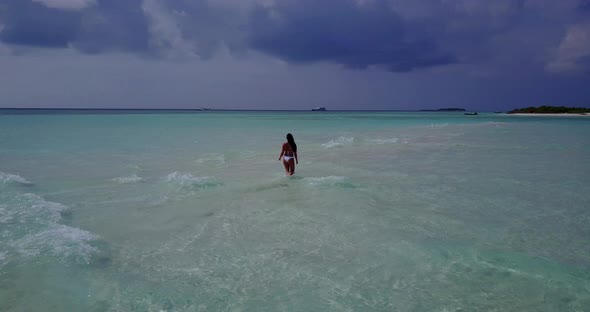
[312,107,327,111]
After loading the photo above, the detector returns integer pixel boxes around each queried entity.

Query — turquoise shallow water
[1,111,589,311]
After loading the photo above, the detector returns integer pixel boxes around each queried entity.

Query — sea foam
[0,204,10,224]
[322,137,354,148]
[2,191,99,263]
[369,138,399,144]
[11,224,99,262]
[164,172,222,189]
[0,251,6,269]
[194,153,226,165]
[305,176,347,186]
[112,174,143,184]
[0,172,33,185]
[4,193,68,224]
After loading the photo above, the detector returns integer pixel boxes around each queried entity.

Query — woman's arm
[294,151,298,164]
[278,144,285,160]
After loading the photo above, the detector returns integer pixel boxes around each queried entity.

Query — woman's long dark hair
[286,133,297,152]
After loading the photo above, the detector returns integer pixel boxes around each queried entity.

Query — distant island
[419,108,466,112]
[311,107,327,111]
[508,106,590,114]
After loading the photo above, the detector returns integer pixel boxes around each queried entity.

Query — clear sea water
[1,111,589,311]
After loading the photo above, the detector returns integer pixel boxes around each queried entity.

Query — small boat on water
[464,112,478,115]
[312,107,327,111]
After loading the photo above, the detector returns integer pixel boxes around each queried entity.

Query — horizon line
[0,107,485,112]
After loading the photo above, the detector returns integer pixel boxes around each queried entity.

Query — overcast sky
[1,0,589,110]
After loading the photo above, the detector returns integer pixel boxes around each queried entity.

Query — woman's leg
[288,159,295,175]
[282,160,291,175]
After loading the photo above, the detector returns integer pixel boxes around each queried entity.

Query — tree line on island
[508,106,590,114]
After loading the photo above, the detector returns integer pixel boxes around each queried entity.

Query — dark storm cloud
[0,0,589,74]
[0,0,149,52]
[578,0,590,11]
[142,0,245,59]
[0,1,80,47]
[0,0,240,57]
[75,0,150,53]
[249,0,457,72]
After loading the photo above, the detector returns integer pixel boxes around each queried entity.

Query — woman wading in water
[278,133,298,175]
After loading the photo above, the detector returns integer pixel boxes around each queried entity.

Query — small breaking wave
[0,204,10,223]
[145,172,223,205]
[429,123,449,129]
[10,224,99,262]
[0,193,68,224]
[0,251,6,268]
[304,176,356,188]
[322,137,354,149]
[0,172,33,185]
[194,153,226,165]
[112,174,143,184]
[164,172,222,189]
[1,191,100,264]
[305,176,346,185]
[369,138,399,144]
